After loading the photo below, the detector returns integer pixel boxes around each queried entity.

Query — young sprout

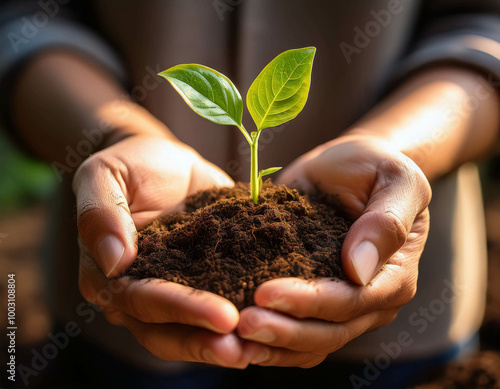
[158,47,316,204]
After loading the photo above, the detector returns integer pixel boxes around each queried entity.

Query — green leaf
[259,167,282,178]
[258,167,282,192]
[158,64,243,127]
[247,47,316,131]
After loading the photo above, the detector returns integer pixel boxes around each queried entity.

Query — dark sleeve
[0,0,127,148]
[394,0,500,88]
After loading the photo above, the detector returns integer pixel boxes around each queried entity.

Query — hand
[237,135,431,367]
[73,135,253,368]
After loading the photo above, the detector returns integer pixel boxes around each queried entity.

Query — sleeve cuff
[0,15,127,153]
[0,17,127,86]
[392,15,500,90]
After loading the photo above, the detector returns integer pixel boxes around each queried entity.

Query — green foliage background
[0,131,56,214]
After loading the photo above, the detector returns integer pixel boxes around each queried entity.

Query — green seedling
[158,47,316,204]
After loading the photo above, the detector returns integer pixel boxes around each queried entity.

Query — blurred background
[0,130,55,378]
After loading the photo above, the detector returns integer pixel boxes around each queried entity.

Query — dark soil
[125,183,350,309]
[413,351,500,389]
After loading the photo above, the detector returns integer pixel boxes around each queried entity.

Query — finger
[113,277,240,333]
[73,156,137,278]
[121,315,250,369]
[189,157,234,195]
[275,154,317,194]
[78,245,239,333]
[254,272,416,322]
[342,157,431,285]
[242,342,326,368]
[238,306,396,354]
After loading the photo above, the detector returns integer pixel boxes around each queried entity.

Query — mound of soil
[413,351,500,389]
[125,183,350,309]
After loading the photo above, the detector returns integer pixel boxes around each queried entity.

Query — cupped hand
[73,135,256,368]
[237,134,432,367]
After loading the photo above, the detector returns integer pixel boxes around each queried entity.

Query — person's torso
[93,0,420,180]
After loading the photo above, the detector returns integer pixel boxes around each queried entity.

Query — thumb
[342,158,431,286]
[73,158,137,278]
[189,157,234,194]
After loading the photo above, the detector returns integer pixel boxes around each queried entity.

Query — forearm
[11,50,176,164]
[346,66,500,181]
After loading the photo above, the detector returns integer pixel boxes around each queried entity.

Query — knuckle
[78,198,99,220]
[74,155,128,225]
[403,287,417,305]
[418,176,432,207]
[382,210,408,248]
[241,308,264,333]
[348,292,368,320]
[378,158,407,178]
[407,160,432,206]
[400,278,418,306]
[285,327,303,350]
[379,310,399,328]
[78,288,95,306]
[300,354,326,369]
[185,333,206,363]
[259,350,283,366]
[72,156,94,193]
[76,201,102,240]
[73,155,107,195]
[102,308,124,327]
[139,334,164,360]
[78,273,95,303]
[123,284,148,320]
[127,323,170,361]
[379,156,421,189]
[109,190,127,208]
[78,250,102,303]
[333,293,366,322]
[379,156,432,213]
[328,327,351,353]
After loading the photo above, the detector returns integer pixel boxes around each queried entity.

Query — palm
[101,136,232,229]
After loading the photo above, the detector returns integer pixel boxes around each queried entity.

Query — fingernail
[243,329,276,343]
[263,299,292,312]
[197,319,224,334]
[250,348,270,365]
[97,236,125,277]
[352,241,379,286]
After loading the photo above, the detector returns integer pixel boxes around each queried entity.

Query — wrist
[340,66,499,181]
[96,100,179,150]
